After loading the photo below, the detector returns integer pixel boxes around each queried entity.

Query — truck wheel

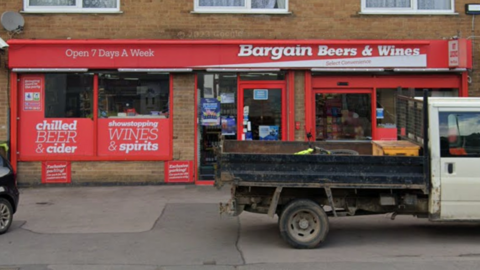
[279,199,329,249]
[0,198,13,235]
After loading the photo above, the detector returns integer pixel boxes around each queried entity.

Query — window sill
[191,10,291,15]
[21,10,123,14]
[358,11,458,16]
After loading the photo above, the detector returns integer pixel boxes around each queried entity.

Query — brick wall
[18,161,165,186]
[0,64,8,141]
[294,71,305,141]
[0,1,471,40]
[172,74,195,161]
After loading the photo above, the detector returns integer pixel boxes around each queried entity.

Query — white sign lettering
[449,40,459,67]
[65,48,155,59]
[35,120,78,154]
[238,45,313,60]
[108,121,159,154]
[238,45,421,61]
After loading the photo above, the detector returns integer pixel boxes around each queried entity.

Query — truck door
[438,110,480,220]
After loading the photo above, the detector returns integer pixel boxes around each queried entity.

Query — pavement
[3,185,480,270]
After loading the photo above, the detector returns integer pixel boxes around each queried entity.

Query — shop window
[24,0,120,13]
[44,74,94,118]
[377,88,459,140]
[240,72,286,81]
[361,0,455,14]
[98,73,170,119]
[439,112,480,157]
[376,89,397,140]
[194,0,289,13]
[315,93,372,141]
[197,73,237,180]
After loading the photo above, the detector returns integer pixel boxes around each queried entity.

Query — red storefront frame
[305,74,468,141]
[238,81,288,141]
[7,39,472,175]
[193,77,290,186]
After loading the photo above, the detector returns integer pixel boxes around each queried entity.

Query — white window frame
[23,0,121,13]
[193,0,290,14]
[360,0,456,15]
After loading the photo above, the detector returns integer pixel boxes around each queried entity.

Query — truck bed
[216,140,428,193]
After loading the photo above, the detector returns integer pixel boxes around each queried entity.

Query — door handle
[447,163,454,174]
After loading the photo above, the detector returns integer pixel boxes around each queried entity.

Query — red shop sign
[164,161,193,183]
[42,161,71,184]
[7,39,472,69]
[97,118,172,159]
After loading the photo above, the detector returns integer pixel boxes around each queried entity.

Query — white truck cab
[428,98,480,221]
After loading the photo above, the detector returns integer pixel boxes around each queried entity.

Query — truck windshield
[439,112,480,157]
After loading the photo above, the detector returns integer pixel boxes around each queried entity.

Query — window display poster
[20,118,95,157]
[221,116,236,136]
[259,125,279,141]
[42,161,71,184]
[254,89,268,100]
[164,161,193,183]
[97,118,171,158]
[376,108,384,119]
[201,98,221,126]
[23,76,43,111]
[220,93,235,104]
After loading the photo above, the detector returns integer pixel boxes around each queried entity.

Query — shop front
[6,39,471,185]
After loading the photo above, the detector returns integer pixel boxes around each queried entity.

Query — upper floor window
[194,0,289,14]
[24,0,120,13]
[361,0,455,15]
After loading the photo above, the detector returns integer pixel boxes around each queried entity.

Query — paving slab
[237,261,480,270]
[0,203,242,267]
[14,186,229,234]
[160,267,234,270]
[48,266,158,270]
[238,212,480,264]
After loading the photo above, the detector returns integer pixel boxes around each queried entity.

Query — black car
[0,155,18,234]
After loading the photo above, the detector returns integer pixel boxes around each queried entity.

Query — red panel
[19,118,94,158]
[375,128,398,141]
[7,39,471,69]
[304,71,312,141]
[312,75,375,89]
[165,161,194,183]
[97,118,171,160]
[10,72,18,175]
[374,75,462,88]
[313,74,462,89]
[42,161,71,184]
[17,75,95,160]
[93,74,99,155]
[288,71,295,141]
[461,72,469,97]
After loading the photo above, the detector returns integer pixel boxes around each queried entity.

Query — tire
[0,198,13,235]
[279,199,329,249]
